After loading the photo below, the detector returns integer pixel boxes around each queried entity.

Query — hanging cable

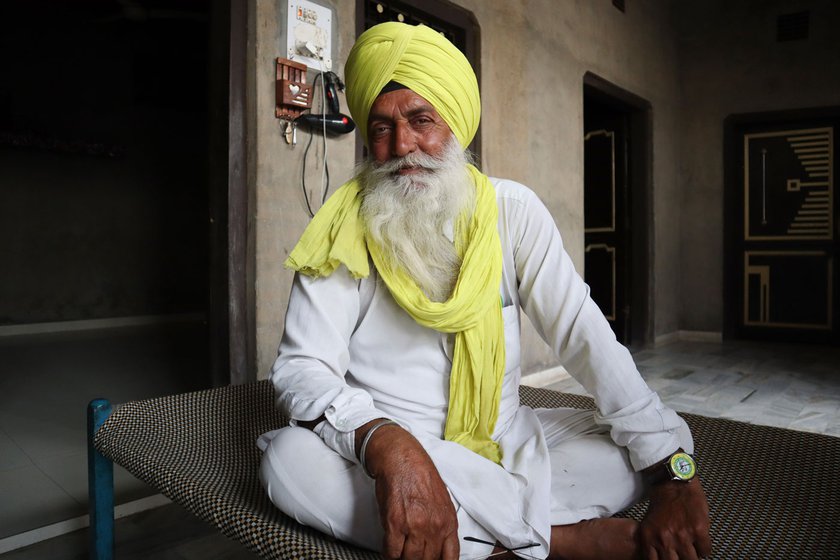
[300,109,317,217]
[299,66,333,218]
[317,59,330,206]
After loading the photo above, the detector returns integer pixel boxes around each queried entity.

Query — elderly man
[260,22,711,560]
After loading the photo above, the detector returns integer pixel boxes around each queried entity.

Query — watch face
[669,452,696,481]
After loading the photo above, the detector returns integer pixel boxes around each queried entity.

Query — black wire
[301,119,317,217]
[300,74,321,217]
[319,74,331,205]
[299,72,332,217]
[322,154,331,205]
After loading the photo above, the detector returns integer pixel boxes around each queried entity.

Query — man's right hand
[357,420,460,560]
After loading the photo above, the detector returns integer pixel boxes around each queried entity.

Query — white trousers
[259,408,689,559]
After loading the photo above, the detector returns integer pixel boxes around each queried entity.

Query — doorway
[583,75,652,348]
[724,108,839,344]
[0,0,233,541]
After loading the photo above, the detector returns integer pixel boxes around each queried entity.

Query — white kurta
[263,178,689,559]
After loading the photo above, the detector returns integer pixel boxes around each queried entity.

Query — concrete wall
[251,0,359,377]
[677,0,840,332]
[251,0,684,378]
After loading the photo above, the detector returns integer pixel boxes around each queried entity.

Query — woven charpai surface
[95,381,840,559]
[95,381,377,560]
[520,385,840,559]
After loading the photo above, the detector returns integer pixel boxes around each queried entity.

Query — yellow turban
[345,22,481,148]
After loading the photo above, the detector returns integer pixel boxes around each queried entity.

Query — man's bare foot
[549,518,640,560]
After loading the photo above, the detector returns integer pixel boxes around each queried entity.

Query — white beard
[359,137,476,302]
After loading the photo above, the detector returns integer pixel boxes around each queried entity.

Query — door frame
[723,106,840,343]
[207,0,253,386]
[226,0,253,384]
[583,73,653,349]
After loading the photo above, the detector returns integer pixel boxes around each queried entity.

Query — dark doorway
[0,0,233,538]
[583,76,651,348]
[724,108,839,344]
[0,0,233,380]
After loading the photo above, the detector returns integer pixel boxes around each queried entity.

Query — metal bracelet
[359,419,399,478]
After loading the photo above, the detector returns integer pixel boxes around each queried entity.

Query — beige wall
[250,0,684,378]
[677,0,840,332]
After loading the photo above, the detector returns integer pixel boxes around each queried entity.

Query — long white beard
[359,137,476,302]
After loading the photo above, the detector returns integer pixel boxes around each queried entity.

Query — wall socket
[286,0,333,70]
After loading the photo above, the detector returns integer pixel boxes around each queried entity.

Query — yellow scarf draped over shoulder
[285,22,505,463]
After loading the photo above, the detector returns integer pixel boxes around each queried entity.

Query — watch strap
[644,451,697,485]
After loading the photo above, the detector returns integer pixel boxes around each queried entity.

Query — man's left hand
[639,478,711,560]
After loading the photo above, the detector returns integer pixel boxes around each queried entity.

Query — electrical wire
[299,65,332,218]
[300,107,317,217]
[317,59,329,205]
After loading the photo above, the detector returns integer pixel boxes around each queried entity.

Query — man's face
[367,88,454,174]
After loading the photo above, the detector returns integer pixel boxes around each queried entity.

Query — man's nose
[391,122,416,158]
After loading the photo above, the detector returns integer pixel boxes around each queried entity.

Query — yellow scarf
[285,164,505,463]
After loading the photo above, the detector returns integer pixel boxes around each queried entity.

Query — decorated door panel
[735,123,837,341]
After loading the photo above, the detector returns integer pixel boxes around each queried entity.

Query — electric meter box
[286,0,334,70]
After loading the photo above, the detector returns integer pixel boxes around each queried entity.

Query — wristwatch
[645,451,697,485]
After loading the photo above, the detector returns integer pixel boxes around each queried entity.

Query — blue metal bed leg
[87,399,114,560]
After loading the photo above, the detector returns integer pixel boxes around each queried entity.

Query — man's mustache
[371,151,446,175]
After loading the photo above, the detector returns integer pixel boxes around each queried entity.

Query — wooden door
[584,96,630,343]
[732,119,837,342]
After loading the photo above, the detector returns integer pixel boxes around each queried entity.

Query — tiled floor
[1,336,839,558]
[0,323,211,541]
[0,501,258,560]
[546,339,840,437]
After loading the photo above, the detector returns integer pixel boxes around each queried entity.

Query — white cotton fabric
[262,178,692,559]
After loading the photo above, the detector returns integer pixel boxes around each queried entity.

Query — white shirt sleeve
[270,268,397,464]
[501,183,684,471]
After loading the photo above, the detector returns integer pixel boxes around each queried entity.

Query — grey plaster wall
[677,0,840,332]
[251,0,358,377]
[251,0,684,377]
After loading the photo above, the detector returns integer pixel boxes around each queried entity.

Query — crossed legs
[260,409,689,559]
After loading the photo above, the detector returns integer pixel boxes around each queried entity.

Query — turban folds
[345,22,481,148]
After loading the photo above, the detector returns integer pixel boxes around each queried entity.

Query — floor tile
[0,430,32,472]
[0,503,258,560]
[34,451,155,507]
[543,340,840,439]
[0,466,81,539]
[0,324,210,540]
[0,414,86,463]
